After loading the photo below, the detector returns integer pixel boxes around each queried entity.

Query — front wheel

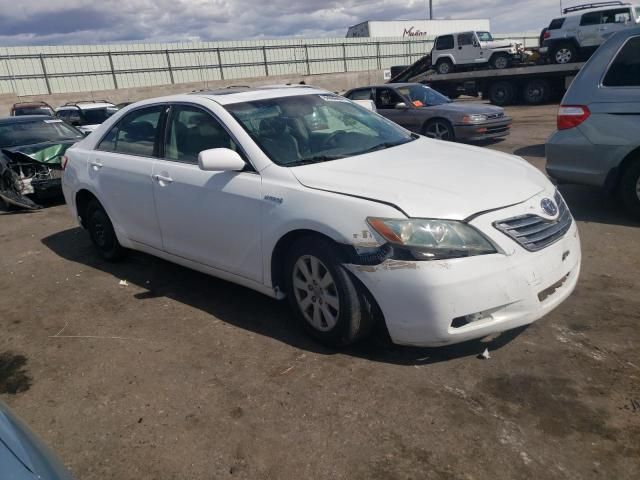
[86,199,127,261]
[491,53,510,70]
[423,120,455,141]
[620,161,640,218]
[285,237,375,347]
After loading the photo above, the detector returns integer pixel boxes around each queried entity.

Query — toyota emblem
[541,198,558,217]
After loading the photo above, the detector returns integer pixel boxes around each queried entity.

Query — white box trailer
[346,19,491,38]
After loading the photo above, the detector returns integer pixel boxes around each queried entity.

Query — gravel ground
[1,102,639,480]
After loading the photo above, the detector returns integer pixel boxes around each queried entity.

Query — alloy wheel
[555,48,572,64]
[494,56,508,69]
[292,255,340,332]
[425,122,452,141]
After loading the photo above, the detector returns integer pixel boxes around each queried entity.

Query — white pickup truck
[431,31,526,74]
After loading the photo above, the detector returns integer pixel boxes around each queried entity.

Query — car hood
[424,103,505,115]
[290,137,549,220]
[1,140,77,165]
[481,39,520,49]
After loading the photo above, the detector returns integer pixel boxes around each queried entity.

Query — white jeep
[431,31,525,75]
[540,1,640,64]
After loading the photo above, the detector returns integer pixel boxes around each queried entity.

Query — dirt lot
[1,102,639,480]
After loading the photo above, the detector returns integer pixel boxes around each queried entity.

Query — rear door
[88,104,165,250]
[578,11,603,47]
[151,103,263,282]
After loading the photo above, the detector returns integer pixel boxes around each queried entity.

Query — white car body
[62,86,581,347]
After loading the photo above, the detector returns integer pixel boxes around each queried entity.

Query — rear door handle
[153,174,173,183]
[89,161,103,169]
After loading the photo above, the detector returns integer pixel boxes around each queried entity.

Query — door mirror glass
[395,102,408,110]
[198,148,246,172]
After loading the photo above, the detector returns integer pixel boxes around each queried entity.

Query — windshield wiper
[287,154,345,167]
[359,139,413,154]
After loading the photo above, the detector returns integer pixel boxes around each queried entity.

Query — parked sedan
[345,83,511,142]
[62,86,580,348]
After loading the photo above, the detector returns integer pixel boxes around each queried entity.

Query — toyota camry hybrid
[61,86,581,348]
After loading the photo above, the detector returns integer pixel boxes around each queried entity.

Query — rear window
[549,18,566,29]
[603,36,640,87]
[435,35,454,50]
[580,11,601,26]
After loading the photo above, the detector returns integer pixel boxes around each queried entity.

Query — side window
[580,12,602,26]
[549,18,566,30]
[97,105,163,156]
[602,8,631,23]
[603,36,640,87]
[68,110,82,126]
[165,105,238,163]
[457,33,474,46]
[375,88,405,109]
[347,89,373,101]
[435,35,454,50]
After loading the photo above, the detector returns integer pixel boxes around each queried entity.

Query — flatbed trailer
[388,56,585,106]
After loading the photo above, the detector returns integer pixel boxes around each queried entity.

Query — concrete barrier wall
[0,69,386,116]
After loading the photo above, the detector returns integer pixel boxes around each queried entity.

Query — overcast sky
[0,0,577,46]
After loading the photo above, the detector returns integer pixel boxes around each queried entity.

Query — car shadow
[42,228,527,366]
[514,144,546,158]
[559,184,640,228]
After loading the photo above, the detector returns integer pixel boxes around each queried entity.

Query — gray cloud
[0,0,576,46]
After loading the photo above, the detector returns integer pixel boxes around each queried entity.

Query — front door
[578,11,603,48]
[456,32,481,65]
[374,87,422,132]
[151,104,263,282]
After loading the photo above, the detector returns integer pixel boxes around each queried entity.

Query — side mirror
[198,148,246,172]
[395,102,408,110]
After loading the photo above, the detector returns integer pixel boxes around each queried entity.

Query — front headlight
[367,217,497,260]
[462,114,488,123]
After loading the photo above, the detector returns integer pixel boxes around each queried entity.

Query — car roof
[0,115,53,124]
[562,2,637,17]
[56,102,115,110]
[348,83,428,90]
[187,85,329,105]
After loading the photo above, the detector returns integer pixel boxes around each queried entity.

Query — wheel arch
[434,54,456,66]
[75,189,100,228]
[606,146,640,194]
[422,116,454,134]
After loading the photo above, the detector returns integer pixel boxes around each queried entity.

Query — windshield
[225,94,415,167]
[476,31,494,42]
[14,107,54,116]
[82,107,117,125]
[0,119,83,148]
[396,85,451,106]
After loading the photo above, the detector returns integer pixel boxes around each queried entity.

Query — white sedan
[61,86,581,347]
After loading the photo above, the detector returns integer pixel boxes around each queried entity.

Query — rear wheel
[285,236,375,347]
[488,81,516,106]
[423,120,455,141]
[552,43,577,64]
[86,199,127,261]
[523,79,551,105]
[490,53,510,70]
[436,58,454,75]
[620,160,640,218]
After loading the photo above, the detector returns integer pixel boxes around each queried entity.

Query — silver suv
[431,31,525,74]
[541,1,640,64]
[546,26,640,217]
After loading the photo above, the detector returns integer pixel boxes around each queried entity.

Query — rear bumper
[454,118,512,141]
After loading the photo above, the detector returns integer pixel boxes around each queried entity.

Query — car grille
[493,192,572,252]
[486,112,505,120]
[486,125,510,134]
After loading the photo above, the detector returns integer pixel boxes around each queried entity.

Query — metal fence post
[165,50,175,84]
[262,46,269,76]
[342,43,348,72]
[107,52,118,89]
[39,54,51,95]
[376,42,381,70]
[216,48,224,80]
[304,44,310,76]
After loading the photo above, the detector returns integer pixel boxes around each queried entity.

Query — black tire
[620,160,640,218]
[86,199,127,261]
[522,79,551,105]
[552,43,577,64]
[488,81,516,106]
[423,119,455,141]
[490,53,510,70]
[435,58,454,75]
[285,236,375,347]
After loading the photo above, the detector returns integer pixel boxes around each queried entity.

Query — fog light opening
[451,311,494,329]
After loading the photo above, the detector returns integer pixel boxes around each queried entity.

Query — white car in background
[55,101,118,134]
[61,86,581,348]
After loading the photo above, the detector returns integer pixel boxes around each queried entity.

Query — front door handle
[89,161,103,169]
[153,174,173,183]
